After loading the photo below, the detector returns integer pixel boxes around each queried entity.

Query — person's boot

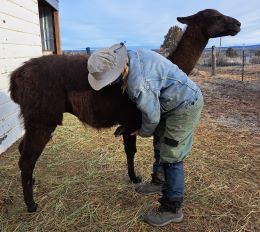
[143,196,183,226]
[135,171,164,196]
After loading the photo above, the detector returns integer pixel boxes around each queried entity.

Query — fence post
[211,46,216,76]
[86,47,91,56]
[242,50,245,81]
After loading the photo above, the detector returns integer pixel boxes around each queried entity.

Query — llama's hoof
[132,176,142,183]
[27,203,38,213]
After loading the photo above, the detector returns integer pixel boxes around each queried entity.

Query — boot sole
[137,191,163,196]
[146,214,184,227]
[134,186,163,196]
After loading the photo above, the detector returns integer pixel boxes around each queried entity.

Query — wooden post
[53,10,61,55]
[242,50,245,81]
[211,46,216,76]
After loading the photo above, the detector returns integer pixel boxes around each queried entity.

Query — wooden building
[0,0,60,153]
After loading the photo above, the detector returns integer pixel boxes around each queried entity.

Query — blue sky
[60,0,260,50]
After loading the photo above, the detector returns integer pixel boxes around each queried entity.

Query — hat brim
[88,63,124,91]
[88,45,128,91]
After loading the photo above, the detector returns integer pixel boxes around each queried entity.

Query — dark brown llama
[9,9,240,212]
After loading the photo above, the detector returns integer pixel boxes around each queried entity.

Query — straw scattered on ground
[0,68,259,231]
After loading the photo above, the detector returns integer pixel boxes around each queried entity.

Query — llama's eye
[214,16,222,21]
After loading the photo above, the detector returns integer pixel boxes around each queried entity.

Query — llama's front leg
[123,134,142,183]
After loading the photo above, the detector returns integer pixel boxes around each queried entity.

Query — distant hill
[205,44,260,51]
[63,45,159,54]
[63,44,260,54]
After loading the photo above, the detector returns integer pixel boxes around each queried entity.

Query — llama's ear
[177,16,192,24]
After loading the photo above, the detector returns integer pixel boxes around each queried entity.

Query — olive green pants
[154,95,204,163]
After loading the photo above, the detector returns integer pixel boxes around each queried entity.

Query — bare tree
[226,47,238,57]
[160,25,183,56]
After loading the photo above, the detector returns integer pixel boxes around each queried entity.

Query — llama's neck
[167,26,209,75]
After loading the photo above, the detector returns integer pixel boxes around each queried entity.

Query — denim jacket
[126,49,202,137]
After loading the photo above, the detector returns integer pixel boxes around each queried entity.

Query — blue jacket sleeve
[134,89,161,137]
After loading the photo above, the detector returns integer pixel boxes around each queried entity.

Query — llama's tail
[9,67,22,104]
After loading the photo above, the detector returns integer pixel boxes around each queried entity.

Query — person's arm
[134,89,161,137]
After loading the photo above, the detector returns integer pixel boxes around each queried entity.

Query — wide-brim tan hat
[88,43,129,90]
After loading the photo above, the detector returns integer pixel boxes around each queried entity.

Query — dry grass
[0,70,259,231]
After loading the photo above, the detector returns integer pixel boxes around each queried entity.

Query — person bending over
[87,43,204,227]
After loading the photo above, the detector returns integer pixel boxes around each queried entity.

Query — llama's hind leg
[19,125,56,212]
[123,134,142,183]
[18,138,37,186]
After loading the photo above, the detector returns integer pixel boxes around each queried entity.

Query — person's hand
[130,130,139,136]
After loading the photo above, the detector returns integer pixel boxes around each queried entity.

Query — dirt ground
[196,65,260,132]
[0,67,259,231]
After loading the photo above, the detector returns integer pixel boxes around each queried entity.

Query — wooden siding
[0,0,43,153]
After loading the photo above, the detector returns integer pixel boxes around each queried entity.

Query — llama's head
[177,9,241,38]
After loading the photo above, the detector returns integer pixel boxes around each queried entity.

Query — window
[38,0,56,53]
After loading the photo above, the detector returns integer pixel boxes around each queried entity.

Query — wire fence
[197,46,260,81]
